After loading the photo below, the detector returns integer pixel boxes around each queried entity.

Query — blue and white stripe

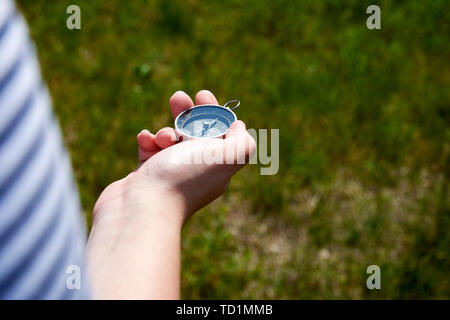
[0,0,91,299]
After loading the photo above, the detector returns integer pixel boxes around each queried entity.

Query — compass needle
[209,119,218,129]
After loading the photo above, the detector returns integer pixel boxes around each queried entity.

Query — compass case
[174,104,237,141]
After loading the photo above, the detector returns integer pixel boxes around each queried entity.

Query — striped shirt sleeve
[0,0,91,299]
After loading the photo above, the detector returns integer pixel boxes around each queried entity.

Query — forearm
[84,110,255,299]
[86,184,186,299]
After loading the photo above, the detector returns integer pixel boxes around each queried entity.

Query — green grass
[18,0,449,298]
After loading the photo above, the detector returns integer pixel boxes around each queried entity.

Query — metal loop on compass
[223,100,240,111]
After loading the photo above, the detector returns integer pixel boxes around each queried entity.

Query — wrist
[92,173,188,231]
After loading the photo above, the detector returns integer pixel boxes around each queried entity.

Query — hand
[135,90,255,221]
[94,90,256,225]
[86,90,255,299]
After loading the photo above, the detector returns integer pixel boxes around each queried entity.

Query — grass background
[17,0,449,298]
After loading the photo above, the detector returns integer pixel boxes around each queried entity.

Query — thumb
[224,120,256,166]
[225,120,247,138]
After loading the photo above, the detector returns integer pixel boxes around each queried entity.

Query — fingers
[138,90,224,167]
[195,90,219,106]
[155,127,177,149]
[169,91,194,119]
[136,127,177,166]
[137,129,160,164]
[169,90,219,120]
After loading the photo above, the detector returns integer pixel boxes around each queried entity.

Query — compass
[175,100,240,140]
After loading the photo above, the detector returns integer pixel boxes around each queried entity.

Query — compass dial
[175,105,237,139]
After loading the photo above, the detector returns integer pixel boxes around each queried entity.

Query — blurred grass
[17,0,449,298]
